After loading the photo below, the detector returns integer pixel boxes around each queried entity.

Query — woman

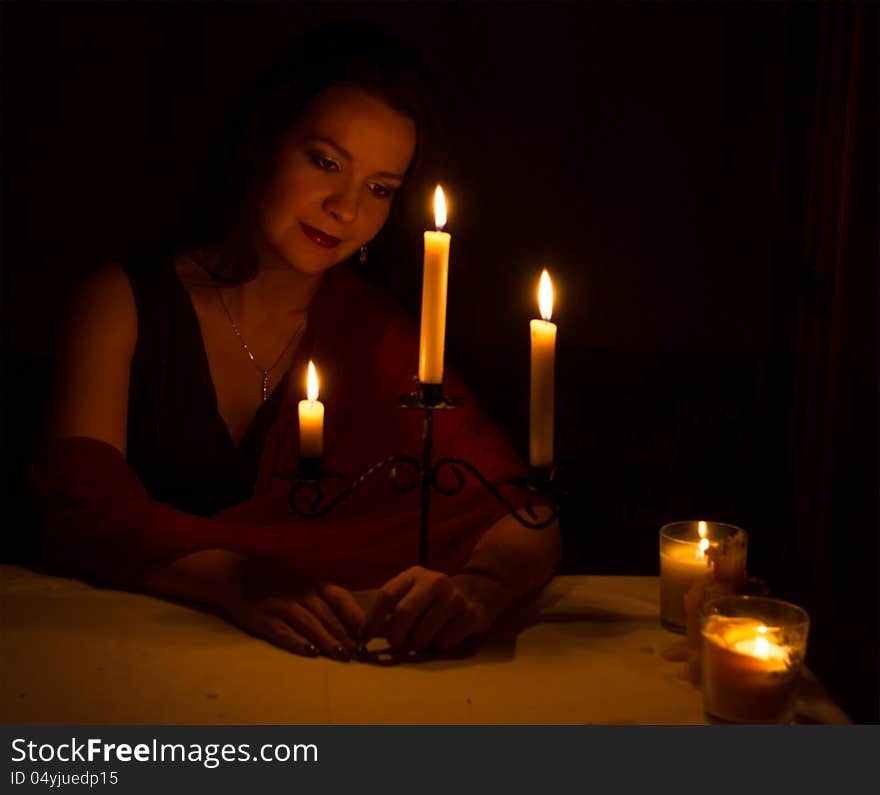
[36,22,561,661]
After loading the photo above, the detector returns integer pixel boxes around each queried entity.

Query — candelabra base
[297,456,323,481]
[400,391,462,410]
[275,460,343,483]
[527,465,557,490]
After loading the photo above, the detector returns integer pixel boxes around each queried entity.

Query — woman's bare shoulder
[66,264,137,345]
[48,264,139,447]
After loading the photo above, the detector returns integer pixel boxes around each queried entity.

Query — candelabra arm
[287,454,421,518]
[431,457,559,530]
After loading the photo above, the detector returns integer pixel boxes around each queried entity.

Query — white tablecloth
[0,565,849,724]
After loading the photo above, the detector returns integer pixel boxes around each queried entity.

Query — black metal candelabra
[275,381,560,567]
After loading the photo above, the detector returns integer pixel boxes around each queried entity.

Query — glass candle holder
[700,595,810,724]
[659,521,747,632]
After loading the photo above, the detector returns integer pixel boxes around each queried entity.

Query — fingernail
[304,643,319,656]
[355,643,368,658]
[335,645,351,661]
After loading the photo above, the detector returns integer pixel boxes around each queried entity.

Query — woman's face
[255,84,417,275]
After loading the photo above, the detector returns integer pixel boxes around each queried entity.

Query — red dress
[32,259,531,590]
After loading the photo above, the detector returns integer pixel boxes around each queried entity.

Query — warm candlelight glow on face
[538,269,553,321]
[307,360,319,401]
[433,185,447,230]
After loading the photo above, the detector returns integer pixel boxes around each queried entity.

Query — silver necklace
[215,288,306,402]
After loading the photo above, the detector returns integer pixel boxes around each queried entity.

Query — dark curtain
[771,2,879,723]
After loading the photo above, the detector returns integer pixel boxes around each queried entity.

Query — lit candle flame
[434,185,447,230]
[755,626,770,658]
[307,360,319,402]
[696,520,709,561]
[538,269,553,321]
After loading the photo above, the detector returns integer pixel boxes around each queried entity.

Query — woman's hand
[362,566,504,653]
[222,558,366,661]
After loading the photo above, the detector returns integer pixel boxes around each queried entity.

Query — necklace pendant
[261,371,269,402]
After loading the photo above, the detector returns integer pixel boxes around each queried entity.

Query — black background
[2,2,877,721]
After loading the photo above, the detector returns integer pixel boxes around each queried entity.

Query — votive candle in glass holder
[700,595,810,724]
[659,520,747,632]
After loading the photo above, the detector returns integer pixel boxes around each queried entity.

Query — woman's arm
[42,266,237,604]
[135,548,245,614]
[453,508,562,621]
[37,267,364,657]
[135,549,365,660]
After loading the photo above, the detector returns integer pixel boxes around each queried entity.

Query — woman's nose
[323,180,359,224]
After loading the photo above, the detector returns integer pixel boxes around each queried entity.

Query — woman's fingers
[230,562,369,660]
[318,583,367,641]
[365,567,462,650]
[407,589,468,651]
[385,577,453,649]
[363,568,417,641]
[233,560,484,659]
[268,598,353,660]
[237,579,480,658]
[252,613,319,657]
[301,593,359,655]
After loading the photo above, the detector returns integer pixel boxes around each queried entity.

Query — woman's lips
[300,223,341,248]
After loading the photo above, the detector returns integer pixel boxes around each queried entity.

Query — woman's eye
[368,183,394,199]
[309,152,340,171]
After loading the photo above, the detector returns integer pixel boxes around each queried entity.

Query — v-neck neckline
[171,266,295,453]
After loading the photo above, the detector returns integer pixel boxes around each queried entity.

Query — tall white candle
[298,360,324,457]
[418,185,451,385]
[529,269,557,468]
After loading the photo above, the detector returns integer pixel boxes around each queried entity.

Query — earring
[359,245,367,266]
